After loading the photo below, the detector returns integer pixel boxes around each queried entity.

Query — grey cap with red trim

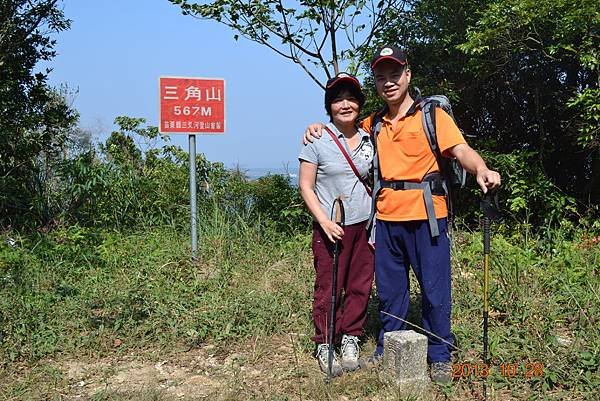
[371,46,408,70]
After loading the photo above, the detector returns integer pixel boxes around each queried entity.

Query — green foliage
[457,0,599,201]
[458,0,600,155]
[452,150,579,229]
[249,173,310,234]
[52,116,309,234]
[489,152,577,226]
[57,117,190,229]
[0,1,78,228]
[568,87,600,149]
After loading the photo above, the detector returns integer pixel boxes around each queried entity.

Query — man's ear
[406,68,411,83]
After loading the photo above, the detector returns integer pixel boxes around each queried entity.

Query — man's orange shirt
[361,103,466,222]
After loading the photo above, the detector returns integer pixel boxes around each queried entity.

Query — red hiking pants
[311,220,375,344]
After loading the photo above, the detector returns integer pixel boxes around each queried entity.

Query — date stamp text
[452,362,545,379]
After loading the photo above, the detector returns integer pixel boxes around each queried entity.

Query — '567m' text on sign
[159,76,225,134]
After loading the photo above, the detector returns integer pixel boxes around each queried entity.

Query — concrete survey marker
[383,330,431,396]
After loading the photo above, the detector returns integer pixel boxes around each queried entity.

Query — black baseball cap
[325,72,361,91]
[371,46,408,70]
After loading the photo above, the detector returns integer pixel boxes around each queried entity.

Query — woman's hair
[324,81,365,120]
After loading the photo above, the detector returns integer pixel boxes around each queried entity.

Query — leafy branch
[169,0,409,88]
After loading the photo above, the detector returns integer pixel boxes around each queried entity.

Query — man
[304,45,501,383]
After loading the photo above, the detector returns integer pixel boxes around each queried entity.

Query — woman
[298,72,374,376]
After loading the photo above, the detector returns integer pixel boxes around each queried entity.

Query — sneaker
[430,361,452,384]
[359,352,383,369]
[340,335,360,371]
[315,343,343,377]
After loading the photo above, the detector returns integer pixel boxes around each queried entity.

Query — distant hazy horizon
[242,165,299,186]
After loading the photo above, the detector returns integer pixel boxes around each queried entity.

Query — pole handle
[334,196,345,227]
[480,191,502,221]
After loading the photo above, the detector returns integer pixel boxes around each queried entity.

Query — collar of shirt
[381,95,423,123]
[405,96,422,116]
[326,122,370,141]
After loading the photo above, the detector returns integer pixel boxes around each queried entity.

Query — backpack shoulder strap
[418,98,450,237]
[419,98,442,160]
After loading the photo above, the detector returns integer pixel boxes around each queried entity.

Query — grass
[450,225,599,398]
[0,209,314,361]
[0,206,598,400]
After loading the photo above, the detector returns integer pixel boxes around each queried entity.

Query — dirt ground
[2,334,541,401]
[61,336,307,400]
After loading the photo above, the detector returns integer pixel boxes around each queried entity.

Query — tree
[0,0,77,228]
[168,0,410,88]
[459,0,599,202]
[377,0,599,217]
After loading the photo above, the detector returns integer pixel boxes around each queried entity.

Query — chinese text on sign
[159,76,225,134]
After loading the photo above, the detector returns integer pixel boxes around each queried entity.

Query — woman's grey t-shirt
[298,123,374,225]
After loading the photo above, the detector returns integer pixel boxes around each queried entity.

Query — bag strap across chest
[323,125,372,197]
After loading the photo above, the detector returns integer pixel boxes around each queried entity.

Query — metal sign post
[189,134,197,258]
[159,76,225,259]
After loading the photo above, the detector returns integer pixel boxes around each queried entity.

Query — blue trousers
[374,218,453,362]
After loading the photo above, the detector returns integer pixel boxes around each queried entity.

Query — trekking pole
[326,196,345,383]
[480,191,501,400]
[482,205,490,400]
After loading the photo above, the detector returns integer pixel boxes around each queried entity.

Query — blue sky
[45,0,329,171]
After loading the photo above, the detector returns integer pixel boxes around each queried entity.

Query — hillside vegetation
[1,138,598,398]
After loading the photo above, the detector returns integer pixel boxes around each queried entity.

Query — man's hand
[319,219,344,242]
[450,143,501,194]
[302,123,325,145]
[475,168,501,194]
